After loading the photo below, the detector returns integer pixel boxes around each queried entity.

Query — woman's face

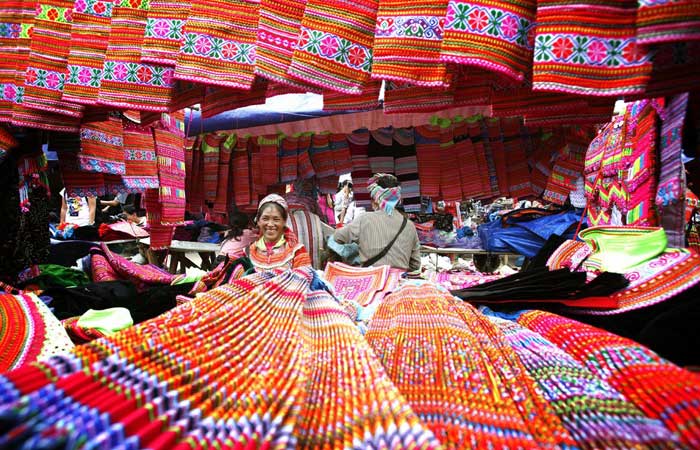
[257,204,285,243]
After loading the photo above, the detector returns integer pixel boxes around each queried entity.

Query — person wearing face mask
[236,194,311,271]
[332,173,420,271]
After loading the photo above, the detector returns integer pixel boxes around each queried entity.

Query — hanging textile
[454,124,484,198]
[502,116,532,198]
[296,133,315,179]
[518,309,700,448]
[185,135,204,213]
[635,0,700,46]
[175,0,258,89]
[78,115,126,174]
[0,0,36,122]
[625,100,659,226]
[366,284,579,449]
[288,0,377,94]
[392,127,420,212]
[348,128,371,208]
[201,133,223,203]
[371,0,448,86]
[98,0,175,111]
[486,117,509,197]
[21,0,84,118]
[640,41,700,98]
[532,0,651,96]
[255,0,320,91]
[154,112,186,225]
[329,132,352,176]
[656,93,690,248]
[279,134,299,183]
[258,133,281,187]
[383,80,455,114]
[62,0,114,105]
[200,79,267,118]
[322,80,381,111]
[441,0,537,82]
[56,135,106,198]
[144,187,174,249]
[0,125,19,163]
[213,136,232,214]
[469,117,500,197]
[250,137,265,196]
[439,123,463,201]
[368,127,395,175]
[414,124,441,197]
[490,315,682,449]
[232,134,251,206]
[141,0,191,66]
[309,132,335,178]
[122,119,159,189]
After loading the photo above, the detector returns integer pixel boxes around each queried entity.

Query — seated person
[59,188,96,227]
[333,173,420,272]
[233,194,311,271]
[122,204,146,226]
[219,211,257,258]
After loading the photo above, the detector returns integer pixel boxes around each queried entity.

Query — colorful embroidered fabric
[122,119,159,189]
[99,242,176,289]
[486,117,509,197]
[296,133,315,179]
[543,143,586,205]
[78,115,126,174]
[255,0,320,91]
[62,316,108,344]
[656,93,689,248]
[635,0,700,45]
[144,186,175,249]
[200,78,267,118]
[0,269,442,449]
[287,207,328,269]
[62,0,114,105]
[154,112,186,225]
[392,127,420,212]
[21,0,84,118]
[324,262,393,307]
[279,134,299,183]
[518,310,700,448]
[372,0,448,86]
[366,283,578,449]
[0,292,74,372]
[322,80,381,111]
[57,147,106,198]
[414,124,442,197]
[247,240,311,271]
[490,315,681,449]
[309,133,335,178]
[98,0,175,111]
[175,0,258,89]
[441,0,536,82]
[199,132,222,202]
[532,0,652,96]
[141,0,191,66]
[439,123,464,201]
[0,0,35,122]
[470,117,500,197]
[288,0,377,94]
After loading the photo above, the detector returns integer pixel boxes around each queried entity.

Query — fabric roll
[441,0,536,82]
[62,0,114,105]
[141,0,191,65]
[175,0,258,89]
[98,0,175,111]
[371,0,448,86]
[288,0,378,94]
[21,0,85,118]
[532,0,652,96]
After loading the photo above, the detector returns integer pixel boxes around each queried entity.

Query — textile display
[414,124,441,197]
[470,117,500,197]
[439,123,464,201]
[232,134,251,206]
[200,79,267,119]
[486,118,509,197]
[0,292,74,372]
[0,0,35,122]
[624,101,659,226]
[531,0,652,96]
[57,147,106,198]
[329,132,352,176]
[288,0,377,94]
[348,128,371,208]
[279,134,299,183]
[366,284,579,449]
[490,315,682,448]
[542,143,587,206]
[0,269,444,448]
[255,0,320,91]
[324,262,394,307]
[141,0,192,66]
[200,132,222,202]
[154,113,186,225]
[78,115,126,174]
[383,80,455,114]
[122,120,159,189]
[175,0,258,89]
[98,0,175,111]
[258,133,281,186]
[212,136,232,214]
[392,128,420,212]
[635,0,700,45]
[656,93,689,248]
[21,0,85,118]
[296,133,315,179]
[368,127,395,175]
[250,136,265,195]
[441,0,536,82]
[62,0,114,105]
[425,270,503,290]
[309,132,334,178]
[518,310,700,448]
[322,80,381,111]
[372,0,448,86]
[143,187,174,249]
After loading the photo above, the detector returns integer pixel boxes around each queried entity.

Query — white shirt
[334,190,356,224]
[60,188,92,227]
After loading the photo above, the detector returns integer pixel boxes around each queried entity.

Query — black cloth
[47,240,96,267]
[44,280,194,324]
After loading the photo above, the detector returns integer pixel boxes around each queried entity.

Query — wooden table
[420,245,521,267]
[139,238,221,273]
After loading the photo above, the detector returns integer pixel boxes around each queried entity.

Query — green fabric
[580,226,668,273]
[172,268,208,285]
[76,308,133,335]
[24,264,90,289]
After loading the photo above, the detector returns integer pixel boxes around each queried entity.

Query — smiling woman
[237,194,311,271]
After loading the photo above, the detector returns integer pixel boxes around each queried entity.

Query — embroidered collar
[255,235,286,251]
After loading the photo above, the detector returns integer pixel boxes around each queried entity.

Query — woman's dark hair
[376,174,399,189]
[122,204,136,215]
[337,179,353,192]
[257,202,288,222]
[225,211,251,241]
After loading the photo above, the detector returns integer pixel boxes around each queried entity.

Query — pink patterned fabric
[324,262,400,307]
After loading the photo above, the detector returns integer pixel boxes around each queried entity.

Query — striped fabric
[21,0,85,117]
[439,124,463,201]
[383,79,455,114]
[57,146,106,198]
[98,0,175,111]
[441,0,536,82]
[154,112,186,225]
[635,0,700,45]
[288,0,378,94]
[78,115,125,174]
[371,0,448,86]
[232,134,251,206]
[212,136,231,214]
[141,0,191,65]
[201,78,267,118]
[250,137,264,196]
[468,117,499,198]
[310,133,335,177]
[258,133,281,186]
[175,0,258,89]
[414,124,441,198]
[0,1,35,122]
[255,0,321,91]
[122,119,159,189]
[486,117,509,197]
[502,116,532,198]
[322,80,381,111]
[532,0,652,96]
[201,133,223,202]
[143,187,174,249]
[279,134,299,183]
[185,135,205,213]
[297,133,315,179]
[368,127,394,175]
[330,132,352,176]
[62,0,114,105]
[348,128,371,208]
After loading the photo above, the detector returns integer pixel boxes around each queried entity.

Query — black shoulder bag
[362,215,408,267]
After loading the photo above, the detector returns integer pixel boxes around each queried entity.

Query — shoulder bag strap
[362,215,408,267]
